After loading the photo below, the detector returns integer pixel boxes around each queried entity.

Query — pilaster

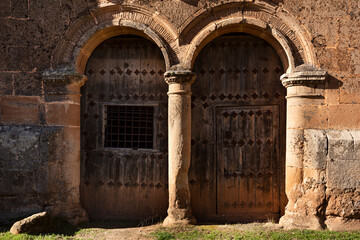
[42,66,88,225]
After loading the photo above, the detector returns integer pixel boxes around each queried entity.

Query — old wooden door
[81,36,168,221]
[190,34,286,222]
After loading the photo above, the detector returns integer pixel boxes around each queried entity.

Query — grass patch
[151,226,360,240]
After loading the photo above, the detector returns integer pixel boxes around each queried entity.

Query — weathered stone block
[286,105,327,129]
[0,0,10,17]
[350,48,360,75]
[326,217,360,231]
[350,130,360,160]
[316,47,351,73]
[328,104,360,129]
[0,45,8,71]
[0,170,36,195]
[327,130,354,160]
[46,103,81,127]
[0,96,40,125]
[286,128,304,168]
[285,166,302,194]
[0,72,13,95]
[339,78,360,104]
[7,46,31,72]
[10,0,29,19]
[0,126,41,170]
[327,160,360,189]
[326,188,360,219]
[303,168,325,183]
[303,129,327,170]
[14,72,42,96]
[0,194,42,224]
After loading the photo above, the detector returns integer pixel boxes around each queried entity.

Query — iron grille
[104,105,154,149]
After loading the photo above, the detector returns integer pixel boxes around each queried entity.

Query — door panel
[81,36,168,221]
[191,34,286,221]
[216,105,279,216]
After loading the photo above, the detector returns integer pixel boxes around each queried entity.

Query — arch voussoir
[54,5,178,73]
[180,2,316,72]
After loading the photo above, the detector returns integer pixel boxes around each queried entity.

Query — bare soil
[74,222,282,240]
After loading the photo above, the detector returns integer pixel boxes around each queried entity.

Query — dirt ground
[74,222,281,240]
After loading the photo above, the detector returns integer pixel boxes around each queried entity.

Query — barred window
[104,105,154,149]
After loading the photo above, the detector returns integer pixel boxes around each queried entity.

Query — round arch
[53,5,177,74]
[181,2,316,73]
[187,20,294,73]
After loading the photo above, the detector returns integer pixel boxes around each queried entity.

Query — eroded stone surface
[0,126,87,225]
[281,129,360,230]
[10,212,51,235]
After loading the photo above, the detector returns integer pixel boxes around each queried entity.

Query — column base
[46,204,89,225]
[163,215,196,227]
[279,212,323,230]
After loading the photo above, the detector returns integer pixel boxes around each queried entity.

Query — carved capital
[42,66,87,86]
[281,64,327,88]
[164,70,196,85]
[42,66,87,101]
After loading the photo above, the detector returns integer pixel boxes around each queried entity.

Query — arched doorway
[190,33,286,222]
[80,35,168,221]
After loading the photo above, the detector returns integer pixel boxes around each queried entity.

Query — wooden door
[191,34,286,222]
[81,36,168,221]
[216,105,280,217]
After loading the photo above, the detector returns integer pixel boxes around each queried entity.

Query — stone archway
[180,2,317,70]
[54,4,178,74]
[162,1,327,228]
[43,4,177,223]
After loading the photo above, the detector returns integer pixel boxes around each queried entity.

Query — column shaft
[163,70,196,226]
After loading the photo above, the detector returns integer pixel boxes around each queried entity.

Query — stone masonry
[0,0,360,230]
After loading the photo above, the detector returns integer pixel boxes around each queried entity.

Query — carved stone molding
[281,64,327,88]
[181,2,317,71]
[42,66,87,100]
[43,66,87,86]
[164,70,196,85]
[54,4,176,72]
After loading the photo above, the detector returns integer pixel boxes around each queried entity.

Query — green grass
[0,219,81,240]
[0,232,76,240]
[151,226,360,240]
[2,222,360,240]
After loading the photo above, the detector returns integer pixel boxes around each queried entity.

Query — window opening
[104,105,154,149]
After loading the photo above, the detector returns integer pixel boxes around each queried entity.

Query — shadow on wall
[325,75,343,89]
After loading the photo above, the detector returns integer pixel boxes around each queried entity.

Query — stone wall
[0,0,360,229]
[0,126,86,224]
[280,129,360,230]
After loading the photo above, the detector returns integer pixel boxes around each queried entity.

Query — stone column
[279,64,327,230]
[42,66,88,225]
[163,70,197,226]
